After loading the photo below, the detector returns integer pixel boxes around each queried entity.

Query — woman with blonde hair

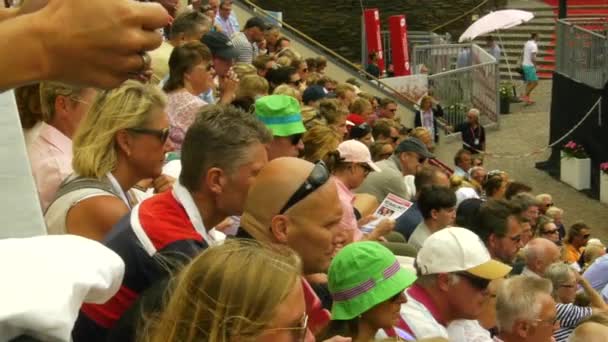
[273,83,302,102]
[232,62,257,80]
[163,41,214,150]
[142,239,309,342]
[302,125,342,163]
[45,80,171,241]
[319,98,348,138]
[232,74,269,112]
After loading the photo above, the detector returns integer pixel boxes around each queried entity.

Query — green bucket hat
[328,241,417,320]
[255,95,306,137]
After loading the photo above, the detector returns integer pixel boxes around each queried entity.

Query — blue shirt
[395,202,423,241]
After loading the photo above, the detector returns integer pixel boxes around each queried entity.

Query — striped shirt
[554,303,592,342]
[230,32,258,64]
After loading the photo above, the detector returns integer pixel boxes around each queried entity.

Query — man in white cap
[393,227,512,339]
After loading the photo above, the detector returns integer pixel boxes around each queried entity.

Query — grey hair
[468,166,485,178]
[468,108,480,118]
[546,206,564,218]
[536,193,553,202]
[179,104,273,192]
[544,262,575,299]
[496,275,553,333]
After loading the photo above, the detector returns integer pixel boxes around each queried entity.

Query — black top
[455,122,485,153]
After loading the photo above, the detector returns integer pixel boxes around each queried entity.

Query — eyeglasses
[542,229,559,235]
[263,313,308,342]
[290,133,303,146]
[455,272,491,291]
[127,127,170,144]
[357,163,373,176]
[534,316,560,327]
[279,161,330,214]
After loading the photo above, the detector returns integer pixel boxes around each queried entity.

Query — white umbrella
[458,10,534,42]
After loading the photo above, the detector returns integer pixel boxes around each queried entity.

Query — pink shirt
[27,122,73,212]
[334,177,363,241]
[166,90,207,150]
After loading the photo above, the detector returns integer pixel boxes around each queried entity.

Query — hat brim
[214,47,239,61]
[467,259,512,280]
[331,267,416,320]
[367,160,382,172]
[267,121,306,137]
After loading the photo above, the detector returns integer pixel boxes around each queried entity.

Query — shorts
[522,65,538,82]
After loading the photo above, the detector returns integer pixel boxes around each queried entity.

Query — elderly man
[455,108,485,154]
[408,185,456,249]
[511,192,541,226]
[356,138,433,203]
[255,95,306,160]
[536,193,554,214]
[238,157,344,336]
[521,238,562,277]
[471,199,524,265]
[453,149,473,178]
[494,276,557,342]
[72,105,272,341]
[395,227,511,339]
[27,82,96,211]
[569,313,608,342]
[231,17,268,64]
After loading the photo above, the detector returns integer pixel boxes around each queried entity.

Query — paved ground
[434,79,608,241]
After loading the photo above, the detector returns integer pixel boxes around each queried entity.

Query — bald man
[238,157,344,336]
[521,238,561,277]
[569,321,608,342]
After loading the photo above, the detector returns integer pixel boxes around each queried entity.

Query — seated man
[394,166,450,240]
[27,82,96,211]
[408,185,456,249]
[239,157,345,335]
[453,148,473,178]
[396,227,511,339]
[71,105,271,342]
[494,276,557,342]
[470,199,524,265]
[356,138,433,203]
[521,238,561,277]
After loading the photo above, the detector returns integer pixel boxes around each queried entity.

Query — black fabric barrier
[536,72,608,199]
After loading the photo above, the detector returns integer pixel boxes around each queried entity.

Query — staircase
[478,0,608,80]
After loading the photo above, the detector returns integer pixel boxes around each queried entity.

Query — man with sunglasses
[494,276,558,342]
[471,199,524,265]
[378,98,398,119]
[394,227,511,339]
[356,137,433,203]
[255,94,306,160]
[73,105,272,341]
[238,157,345,338]
[372,118,400,147]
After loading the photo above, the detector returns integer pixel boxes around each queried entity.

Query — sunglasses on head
[455,272,491,291]
[279,160,330,214]
[127,127,170,144]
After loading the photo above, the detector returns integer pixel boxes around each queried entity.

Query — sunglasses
[389,108,398,112]
[127,127,170,144]
[290,133,303,145]
[455,272,491,291]
[418,156,427,164]
[279,160,330,214]
[582,234,591,239]
[289,79,303,86]
[542,229,559,235]
[390,136,399,143]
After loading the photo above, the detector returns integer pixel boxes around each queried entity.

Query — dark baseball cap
[201,31,238,60]
[244,17,270,31]
[395,137,434,158]
[302,85,327,104]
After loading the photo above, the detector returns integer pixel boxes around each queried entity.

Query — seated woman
[323,241,417,341]
[142,239,309,342]
[232,74,269,112]
[535,215,560,244]
[544,262,608,342]
[319,98,348,139]
[45,80,170,241]
[348,122,373,147]
[347,97,374,126]
[163,41,214,150]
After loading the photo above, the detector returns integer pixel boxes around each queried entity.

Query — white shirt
[522,40,538,66]
[401,293,449,339]
[448,319,493,342]
[521,266,541,278]
[409,221,432,250]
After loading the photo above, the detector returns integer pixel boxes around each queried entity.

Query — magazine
[361,193,413,233]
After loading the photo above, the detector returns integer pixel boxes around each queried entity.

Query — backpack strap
[45,174,119,214]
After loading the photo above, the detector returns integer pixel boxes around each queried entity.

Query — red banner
[388,15,411,76]
[363,8,385,74]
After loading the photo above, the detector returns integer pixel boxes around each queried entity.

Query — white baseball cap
[416,227,512,280]
[338,140,381,172]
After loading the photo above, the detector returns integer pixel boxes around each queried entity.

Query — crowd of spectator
[4,1,608,342]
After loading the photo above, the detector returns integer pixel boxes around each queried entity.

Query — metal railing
[374,30,450,68]
[413,44,500,129]
[556,19,608,90]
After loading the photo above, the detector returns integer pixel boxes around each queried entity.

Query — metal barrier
[375,30,450,67]
[414,44,500,129]
[556,19,608,90]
